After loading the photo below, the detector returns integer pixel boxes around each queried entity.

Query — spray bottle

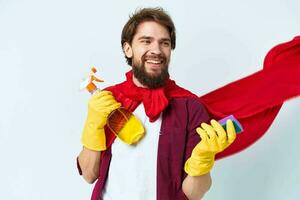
[80,67,145,145]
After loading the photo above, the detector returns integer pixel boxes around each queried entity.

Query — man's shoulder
[163,96,210,130]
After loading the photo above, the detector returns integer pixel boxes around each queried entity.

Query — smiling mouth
[145,59,164,65]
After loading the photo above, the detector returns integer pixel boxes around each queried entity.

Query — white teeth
[146,60,162,64]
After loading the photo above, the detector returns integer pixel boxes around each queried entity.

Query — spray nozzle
[80,67,104,94]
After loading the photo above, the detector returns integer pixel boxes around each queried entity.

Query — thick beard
[132,54,169,89]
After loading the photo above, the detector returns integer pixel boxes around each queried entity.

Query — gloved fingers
[93,94,116,105]
[97,102,121,114]
[201,123,217,142]
[93,97,119,107]
[92,102,115,110]
[211,119,227,142]
[98,93,117,101]
[90,93,119,108]
[91,90,112,100]
[226,119,236,144]
[89,91,114,105]
[210,120,228,150]
[107,102,122,112]
[196,127,209,143]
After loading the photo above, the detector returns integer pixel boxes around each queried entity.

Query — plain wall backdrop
[0,0,299,199]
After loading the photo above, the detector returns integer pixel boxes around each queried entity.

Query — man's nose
[149,42,162,55]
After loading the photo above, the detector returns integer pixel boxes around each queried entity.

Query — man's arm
[78,147,101,184]
[77,91,121,183]
[183,119,236,200]
[182,173,212,200]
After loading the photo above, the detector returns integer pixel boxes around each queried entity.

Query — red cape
[202,36,300,159]
[105,36,300,160]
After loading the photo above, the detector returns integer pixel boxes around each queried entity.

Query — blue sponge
[218,115,243,134]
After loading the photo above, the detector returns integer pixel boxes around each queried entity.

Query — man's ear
[123,42,133,58]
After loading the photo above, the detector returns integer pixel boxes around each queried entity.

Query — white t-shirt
[102,104,162,200]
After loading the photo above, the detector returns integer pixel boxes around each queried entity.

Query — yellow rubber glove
[184,119,236,176]
[81,90,121,151]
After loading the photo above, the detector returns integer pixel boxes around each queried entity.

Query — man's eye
[142,40,151,44]
[163,42,170,47]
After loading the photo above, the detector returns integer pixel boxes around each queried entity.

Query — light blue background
[0,0,299,199]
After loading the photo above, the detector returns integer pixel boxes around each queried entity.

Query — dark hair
[121,7,176,66]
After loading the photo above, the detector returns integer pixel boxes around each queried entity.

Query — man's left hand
[184,119,236,176]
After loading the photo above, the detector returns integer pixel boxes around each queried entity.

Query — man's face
[123,21,172,88]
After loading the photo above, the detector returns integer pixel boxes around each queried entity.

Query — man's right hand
[81,90,121,151]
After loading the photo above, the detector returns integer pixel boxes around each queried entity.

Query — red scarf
[106,71,197,121]
[105,36,300,160]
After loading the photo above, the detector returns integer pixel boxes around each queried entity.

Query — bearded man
[77,7,236,200]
